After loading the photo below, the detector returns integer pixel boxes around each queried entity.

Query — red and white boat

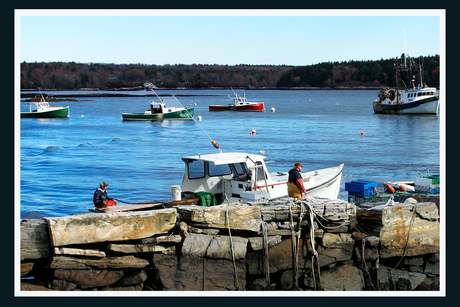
[209,88,265,112]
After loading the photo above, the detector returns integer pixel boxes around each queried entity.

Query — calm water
[19,89,441,219]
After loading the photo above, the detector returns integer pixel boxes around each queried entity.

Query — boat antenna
[38,87,45,102]
[404,28,407,68]
[171,95,222,153]
[149,88,164,103]
[230,86,237,97]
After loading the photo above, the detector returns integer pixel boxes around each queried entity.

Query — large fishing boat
[209,88,264,112]
[178,152,344,205]
[373,53,440,115]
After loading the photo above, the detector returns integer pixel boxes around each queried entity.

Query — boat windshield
[209,163,232,177]
[252,161,266,181]
[186,159,233,179]
[187,160,205,179]
[234,163,249,176]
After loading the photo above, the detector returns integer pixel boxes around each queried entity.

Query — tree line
[276,55,440,88]
[20,55,439,90]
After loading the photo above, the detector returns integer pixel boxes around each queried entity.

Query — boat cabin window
[234,163,249,176]
[253,161,266,181]
[209,163,232,177]
[187,160,205,179]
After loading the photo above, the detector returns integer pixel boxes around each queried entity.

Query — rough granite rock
[44,208,178,246]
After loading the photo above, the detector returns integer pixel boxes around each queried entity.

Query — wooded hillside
[20,55,439,90]
[276,55,440,89]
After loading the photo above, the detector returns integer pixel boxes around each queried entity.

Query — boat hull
[259,164,344,200]
[209,102,264,112]
[21,106,69,118]
[122,108,194,121]
[373,96,440,115]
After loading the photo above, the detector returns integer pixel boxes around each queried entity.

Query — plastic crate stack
[415,175,440,194]
[345,180,378,197]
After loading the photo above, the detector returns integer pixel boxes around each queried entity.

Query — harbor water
[18,89,441,219]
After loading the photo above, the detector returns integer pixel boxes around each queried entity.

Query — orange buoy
[385,183,395,193]
[399,185,407,192]
[375,187,378,194]
[360,132,365,135]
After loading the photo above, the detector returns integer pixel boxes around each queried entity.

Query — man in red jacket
[287,162,307,198]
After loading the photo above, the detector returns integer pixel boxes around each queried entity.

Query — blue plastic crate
[345,180,377,197]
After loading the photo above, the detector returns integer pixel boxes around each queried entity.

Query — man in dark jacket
[93,181,117,208]
[287,162,307,198]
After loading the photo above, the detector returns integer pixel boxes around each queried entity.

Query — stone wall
[20,197,440,291]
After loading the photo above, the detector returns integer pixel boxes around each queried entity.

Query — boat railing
[249,164,269,193]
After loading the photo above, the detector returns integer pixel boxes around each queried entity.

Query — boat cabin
[404,87,438,103]
[180,152,274,204]
[28,101,52,113]
[148,101,167,114]
[233,94,250,106]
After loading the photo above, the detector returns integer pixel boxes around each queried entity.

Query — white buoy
[271,107,275,112]
[197,115,202,121]
[251,129,256,135]
[81,115,84,118]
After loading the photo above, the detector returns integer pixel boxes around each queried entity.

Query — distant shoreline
[21,86,383,99]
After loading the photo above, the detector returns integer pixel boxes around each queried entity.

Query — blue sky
[17,10,444,66]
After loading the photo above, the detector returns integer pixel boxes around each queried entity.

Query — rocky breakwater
[20,197,440,292]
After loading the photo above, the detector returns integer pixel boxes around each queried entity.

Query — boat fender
[385,183,395,193]
[399,185,407,192]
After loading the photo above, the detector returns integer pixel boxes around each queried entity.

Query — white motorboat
[178,152,344,204]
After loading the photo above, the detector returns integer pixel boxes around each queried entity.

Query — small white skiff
[179,152,344,204]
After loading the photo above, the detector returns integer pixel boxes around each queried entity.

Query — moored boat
[209,88,265,112]
[21,97,69,118]
[178,152,344,205]
[122,95,194,121]
[373,53,440,115]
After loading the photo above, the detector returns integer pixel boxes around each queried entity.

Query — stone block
[53,269,125,289]
[379,203,440,258]
[248,235,282,251]
[377,265,426,290]
[321,233,354,250]
[318,264,365,291]
[176,205,262,232]
[20,219,50,260]
[116,270,148,287]
[181,233,214,257]
[49,255,149,270]
[44,208,178,246]
[152,254,246,291]
[206,235,248,260]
